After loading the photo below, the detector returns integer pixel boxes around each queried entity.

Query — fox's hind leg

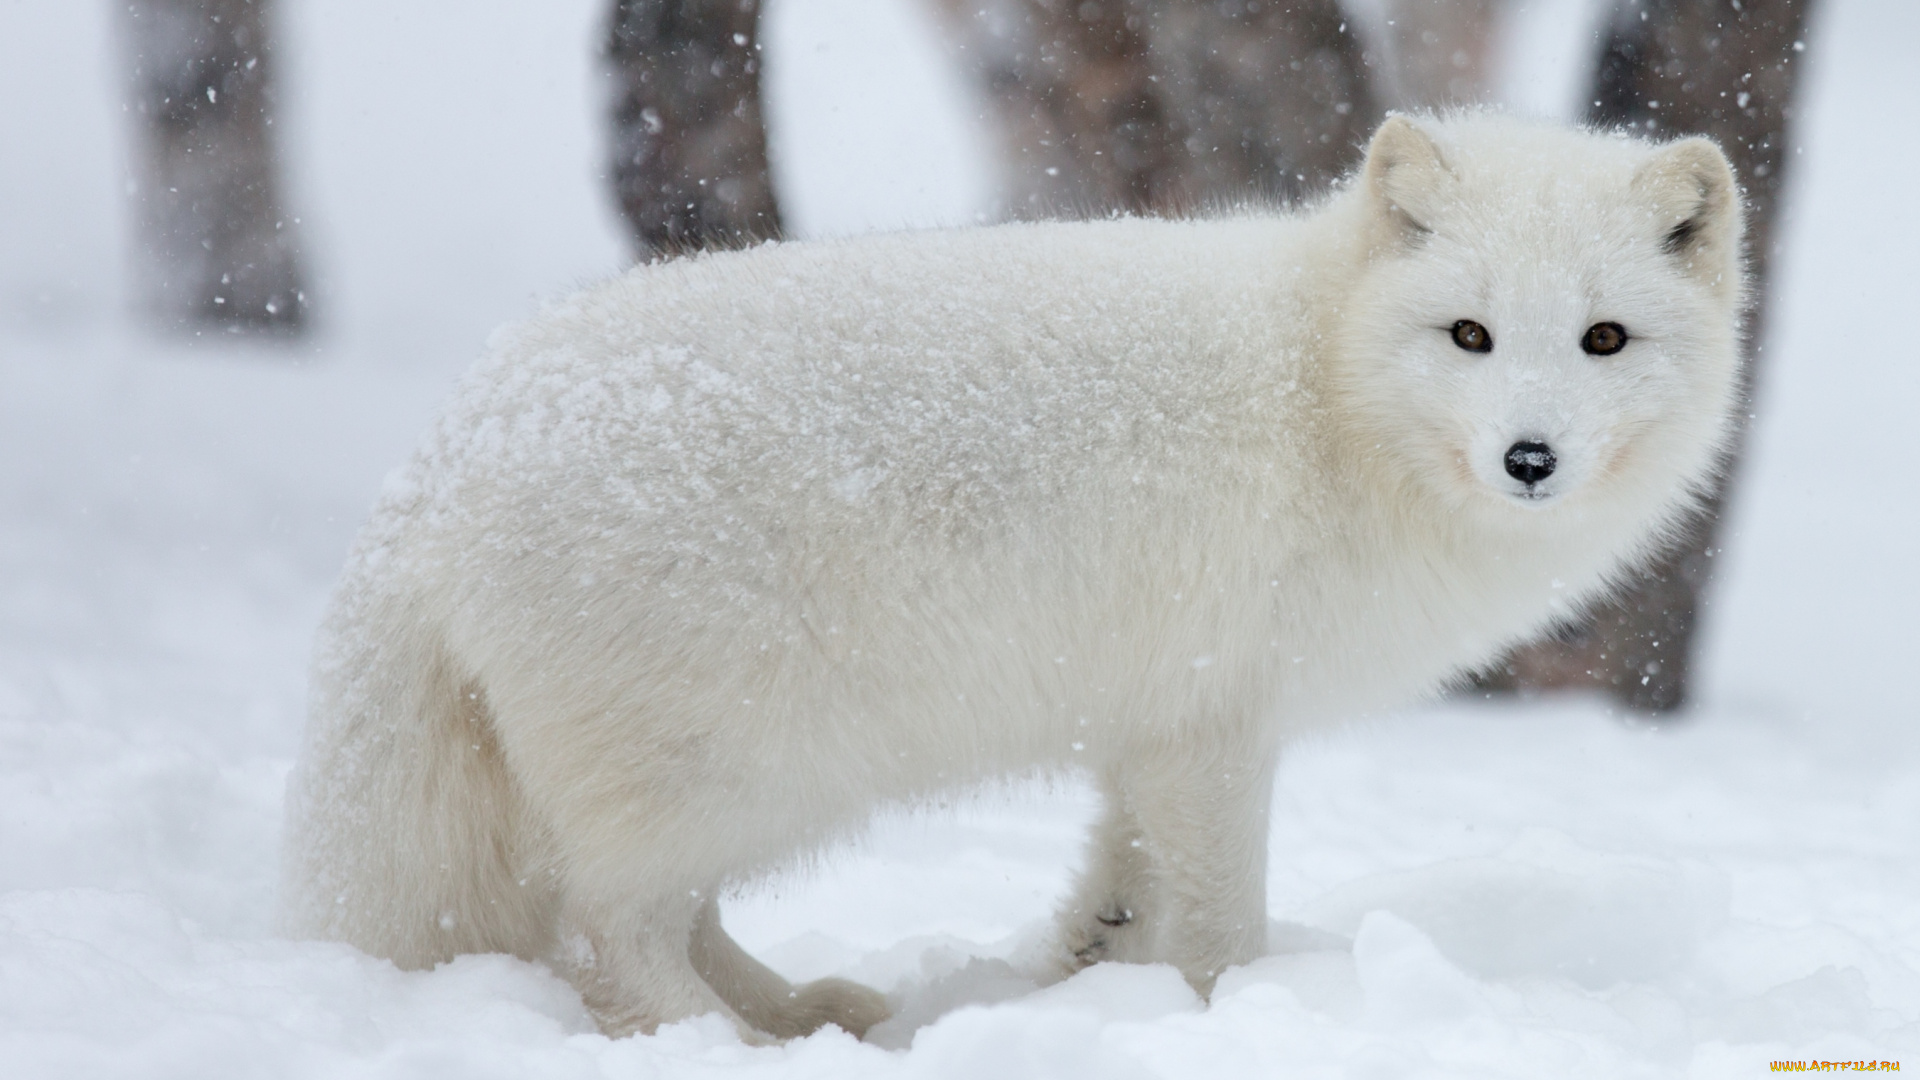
[553,886,766,1041]
[690,897,890,1039]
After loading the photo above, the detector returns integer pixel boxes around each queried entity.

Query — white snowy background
[1,0,1915,1075]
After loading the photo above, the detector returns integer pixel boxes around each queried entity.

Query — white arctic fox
[283,115,1745,1040]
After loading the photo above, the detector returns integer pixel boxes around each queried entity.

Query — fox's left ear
[1631,137,1744,300]
[1363,115,1458,249]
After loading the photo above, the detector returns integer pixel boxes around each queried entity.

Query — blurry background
[1,0,1917,1071]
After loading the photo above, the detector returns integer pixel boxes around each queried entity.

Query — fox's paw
[1055,900,1139,978]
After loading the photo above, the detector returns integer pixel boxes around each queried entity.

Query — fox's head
[1331,114,1745,564]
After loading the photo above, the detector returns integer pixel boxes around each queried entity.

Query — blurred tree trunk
[1485,0,1816,711]
[1373,0,1504,107]
[931,0,1383,216]
[122,0,306,333]
[606,0,781,257]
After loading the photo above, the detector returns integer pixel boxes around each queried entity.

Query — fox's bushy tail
[280,586,552,967]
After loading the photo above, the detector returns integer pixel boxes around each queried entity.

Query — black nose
[1504,441,1556,484]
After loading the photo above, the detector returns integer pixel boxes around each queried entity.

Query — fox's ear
[1631,136,1743,298]
[1363,116,1456,245]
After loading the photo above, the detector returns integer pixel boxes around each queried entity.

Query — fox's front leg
[1055,776,1160,973]
[1058,735,1277,995]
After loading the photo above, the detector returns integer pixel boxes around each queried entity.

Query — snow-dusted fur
[281,115,1745,1040]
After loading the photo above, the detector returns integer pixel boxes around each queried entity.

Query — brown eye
[1450,319,1492,353]
[1582,321,1628,356]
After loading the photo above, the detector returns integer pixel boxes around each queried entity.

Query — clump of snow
[1,0,1918,1075]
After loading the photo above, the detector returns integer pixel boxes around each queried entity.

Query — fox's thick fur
[282,115,1745,1040]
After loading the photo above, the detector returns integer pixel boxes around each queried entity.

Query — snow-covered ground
[2,0,1916,1075]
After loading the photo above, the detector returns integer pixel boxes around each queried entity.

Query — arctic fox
[282,115,1744,1041]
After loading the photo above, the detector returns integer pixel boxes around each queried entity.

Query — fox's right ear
[1363,116,1456,247]
[1631,136,1744,301]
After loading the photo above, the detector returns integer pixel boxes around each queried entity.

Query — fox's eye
[1450,320,1492,353]
[1582,322,1629,355]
